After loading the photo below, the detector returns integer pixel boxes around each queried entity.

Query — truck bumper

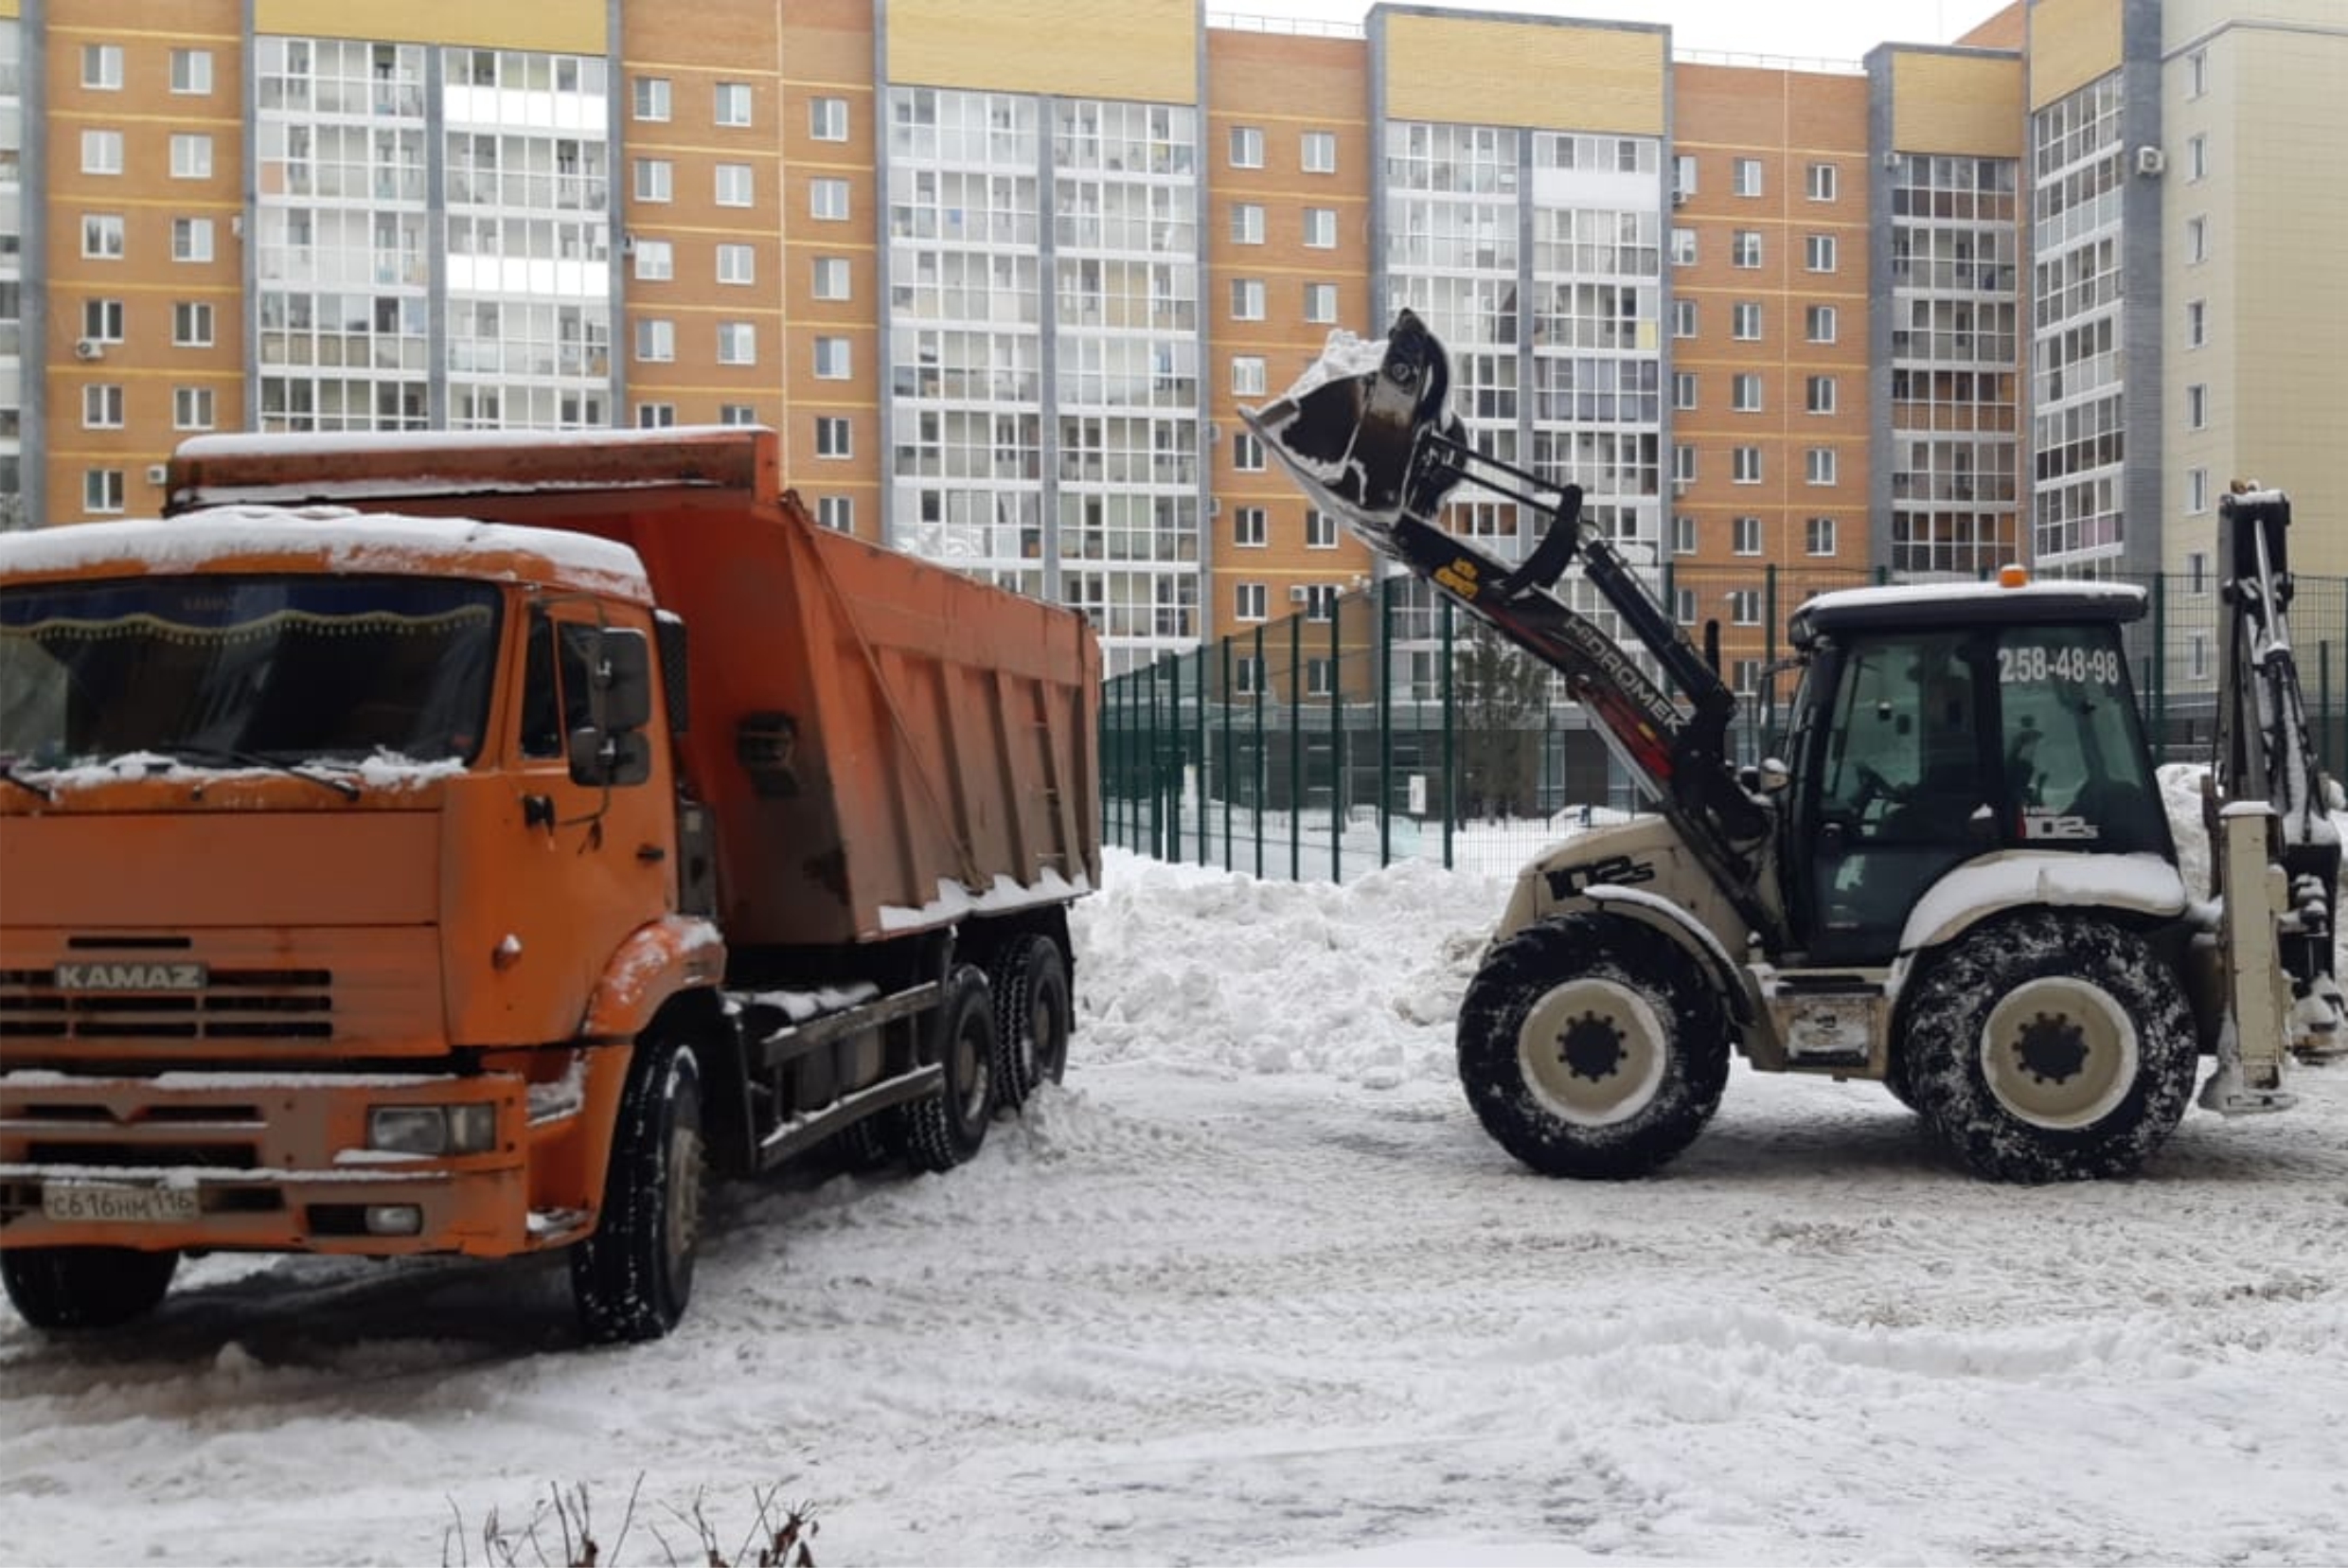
[0,1067,596,1257]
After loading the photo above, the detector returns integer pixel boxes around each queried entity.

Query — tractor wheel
[1,1246,178,1331]
[1456,913,1731,1180]
[905,967,999,1173]
[990,935,1072,1109]
[1902,912,2196,1182]
[572,1038,706,1344]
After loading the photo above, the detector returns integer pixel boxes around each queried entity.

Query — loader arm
[1241,311,1774,935]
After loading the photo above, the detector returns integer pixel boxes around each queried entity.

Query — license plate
[42,1182,202,1225]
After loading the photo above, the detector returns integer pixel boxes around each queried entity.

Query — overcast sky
[1249,0,2000,65]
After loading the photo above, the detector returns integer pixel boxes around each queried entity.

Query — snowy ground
[7,830,2348,1566]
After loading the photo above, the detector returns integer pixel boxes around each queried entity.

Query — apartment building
[12,0,2345,677]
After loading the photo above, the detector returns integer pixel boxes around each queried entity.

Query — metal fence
[1101,564,2348,882]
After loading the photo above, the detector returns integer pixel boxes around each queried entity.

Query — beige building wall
[884,0,1196,102]
[1380,11,1664,134]
[2028,0,2123,108]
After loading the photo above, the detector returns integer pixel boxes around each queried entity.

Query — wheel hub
[1981,977,2139,1131]
[2013,1011,2090,1085]
[1517,976,1668,1129]
[1558,1012,1628,1081]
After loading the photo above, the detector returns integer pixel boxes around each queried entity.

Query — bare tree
[1452,619,1548,822]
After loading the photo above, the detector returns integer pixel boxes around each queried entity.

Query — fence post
[1195,642,1210,868]
[1220,636,1235,872]
[1763,561,1779,760]
[2150,572,2167,765]
[2322,640,2334,783]
[1329,598,1343,882]
[1254,624,1267,880]
[1147,660,1163,859]
[1379,576,1394,869]
[1290,615,1303,882]
[1441,595,1455,871]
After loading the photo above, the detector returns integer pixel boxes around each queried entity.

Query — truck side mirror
[598,628,654,734]
[569,724,652,788]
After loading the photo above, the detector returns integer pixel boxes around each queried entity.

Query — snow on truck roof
[1791,577,2145,638]
[0,506,653,602]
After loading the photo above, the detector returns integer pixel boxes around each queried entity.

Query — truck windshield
[0,575,501,773]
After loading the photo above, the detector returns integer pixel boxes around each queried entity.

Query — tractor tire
[1456,913,1731,1180]
[1901,911,2196,1182]
[905,966,999,1173]
[571,1039,706,1344]
[1,1246,178,1331]
[990,935,1072,1109]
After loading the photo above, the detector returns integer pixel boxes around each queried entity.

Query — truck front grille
[0,968,335,1042]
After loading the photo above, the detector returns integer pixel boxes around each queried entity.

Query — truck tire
[990,935,1071,1108]
[571,1039,706,1344]
[1456,913,1730,1180]
[1,1246,178,1331]
[1901,911,2196,1182]
[905,966,998,1173]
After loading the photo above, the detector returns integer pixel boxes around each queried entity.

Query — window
[1232,357,1267,397]
[1734,447,1762,484]
[1231,204,1265,244]
[1733,659,1762,697]
[1805,234,1837,273]
[82,130,125,175]
[717,243,756,285]
[1805,516,1837,556]
[2188,467,2210,513]
[2187,383,2207,430]
[1806,161,1837,202]
[172,301,214,347]
[1729,590,1761,626]
[810,98,848,141]
[1732,373,1763,412]
[817,496,854,531]
[634,318,675,362]
[1304,283,1338,324]
[1673,446,1697,485]
[172,217,214,262]
[1733,230,1762,269]
[634,239,673,280]
[170,134,213,180]
[1234,508,1267,547]
[1231,279,1265,321]
[815,416,851,457]
[636,402,677,429]
[1306,509,1338,549]
[1673,514,1697,555]
[2188,633,2210,682]
[1733,301,1762,341]
[2186,550,2209,596]
[1304,584,1338,622]
[1805,375,1837,415]
[1734,157,1763,197]
[1304,207,1338,249]
[720,404,759,427]
[811,257,851,299]
[1229,126,1263,169]
[1236,582,1268,622]
[1307,657,1335,697]
[1733,515,1761,556]
[160,384,216,433]
[84,299,126,342]
[810,178,849,221]
[170,49,214,95]
[1302,131,1337,173]
[82,44,124,89]
[2187,134,2206,182]
[1673,153,1697,200]
[85,470,127,515]
[1672,371,1697,411]
[2187,299,2207,347]
[2187,216,2207,264]
[1806,447,1838,486]
[1672,299,1697,338]
[1671,227,1696,266]
[633,77,671,121]
[82,383,126,429]
[2188,48,2207,98]
[1674,587,1697,625]
[718,322,757,365]
[634,159,673,203]
[1233,656,1265,697]
[813,336,850,379]
[81,214,126,259]
[714,82,752,127]
[1233,432,1265,472]
[715,164,754,207]
[1805,304,1838,344]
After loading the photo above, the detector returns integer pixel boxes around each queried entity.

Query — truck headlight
[367,1104,497,1156]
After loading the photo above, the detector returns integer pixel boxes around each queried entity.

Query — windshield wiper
[0,761,55,803]
[149,743,363,801]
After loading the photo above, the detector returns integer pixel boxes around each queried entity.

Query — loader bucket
[1237,309,1468,550]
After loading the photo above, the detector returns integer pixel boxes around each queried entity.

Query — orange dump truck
[0,427,1100,1342]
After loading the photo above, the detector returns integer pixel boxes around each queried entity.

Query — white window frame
[1730,589,1762,627]
[1304,282,1338,324]
[634,158,673,204]
[1805,304,1838,344]
[169,134,213,180]
[1234,507,1267,548]
[1806,161,1837,202]
[2187,299,2207,347]
[2187,383,2207,430]
[1670,227,1696,266]
[810,97,848,141]
[173,385,217,431]
[813,336,850,379]
[720,404,759,427]
[172,301,214,347]
[172,217,214,263]
[1733,446,1762,485]
[1733,230,1762,269]
[1806,447,1838,486]
[2187,134,2207,182]
[634,239,674,281]
[2188,466,2210,513]
[1231,278,1265,321]
[1734,157,1763,197]
[812,257,851,299]
[815,416,852,457]
[2187,216,2207,264]
[714,81,752,129]
[1304,207,1337,249]
[1232,357,1267,398]
[1673,514,1697,556]
[85,470,128,515]
[1733,515,1761,556]
[714,163,755,208]
[1233,432,1265,472]
[1732,373,1762,413]
[85,299,127,342]
[1231,204,1265,245]
[82,383,126,429]
[1805,516,1837,556]
[634,77,671,122]
[636,402,678,429]
[818,496,855,531]
[1733,301,1762,341]
[1236,581,1268,622]
[717,243,756,286]
[634,318,675,363]
[1301,131,1337,174]
[170,48,214,96]
[82,44,124,90]
[1806,375,1837,415]
[1672,371,1697,411]
[1229,126,1263,169]
[1672,299,1697,338]
[810,178,850,221]
[718,322,757,366]
[82,130,125,176]
[1805,234,1837,273]
[1306,509,1338,549]
[81,214,126,260]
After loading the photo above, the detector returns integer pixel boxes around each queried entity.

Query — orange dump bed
[168,428,1102,948]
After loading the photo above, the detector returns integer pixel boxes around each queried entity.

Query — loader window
[1994,626,2169,856]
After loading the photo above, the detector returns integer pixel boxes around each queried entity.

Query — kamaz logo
[53,962,208,992]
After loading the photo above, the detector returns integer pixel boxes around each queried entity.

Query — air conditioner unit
[145,464,169,486]
[2135,145,2166,177]
[1671,188,1689,206]
[74,338,104,362]
[1208,496,1221,516]
[1882,149,1900,169]
[620,232,636,255]
[1290,584,1311,602]
[1672,477,1691,496]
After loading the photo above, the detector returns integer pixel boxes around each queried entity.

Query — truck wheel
[1902,911,2196,1182]
[571,1039,706,1344]
[991,935,1072,1108]
[1456,913,1730,1180]
[1,1246,178,1331]
[905,966,998,1172]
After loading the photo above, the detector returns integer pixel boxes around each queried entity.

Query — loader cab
[1779,581,2170,965]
